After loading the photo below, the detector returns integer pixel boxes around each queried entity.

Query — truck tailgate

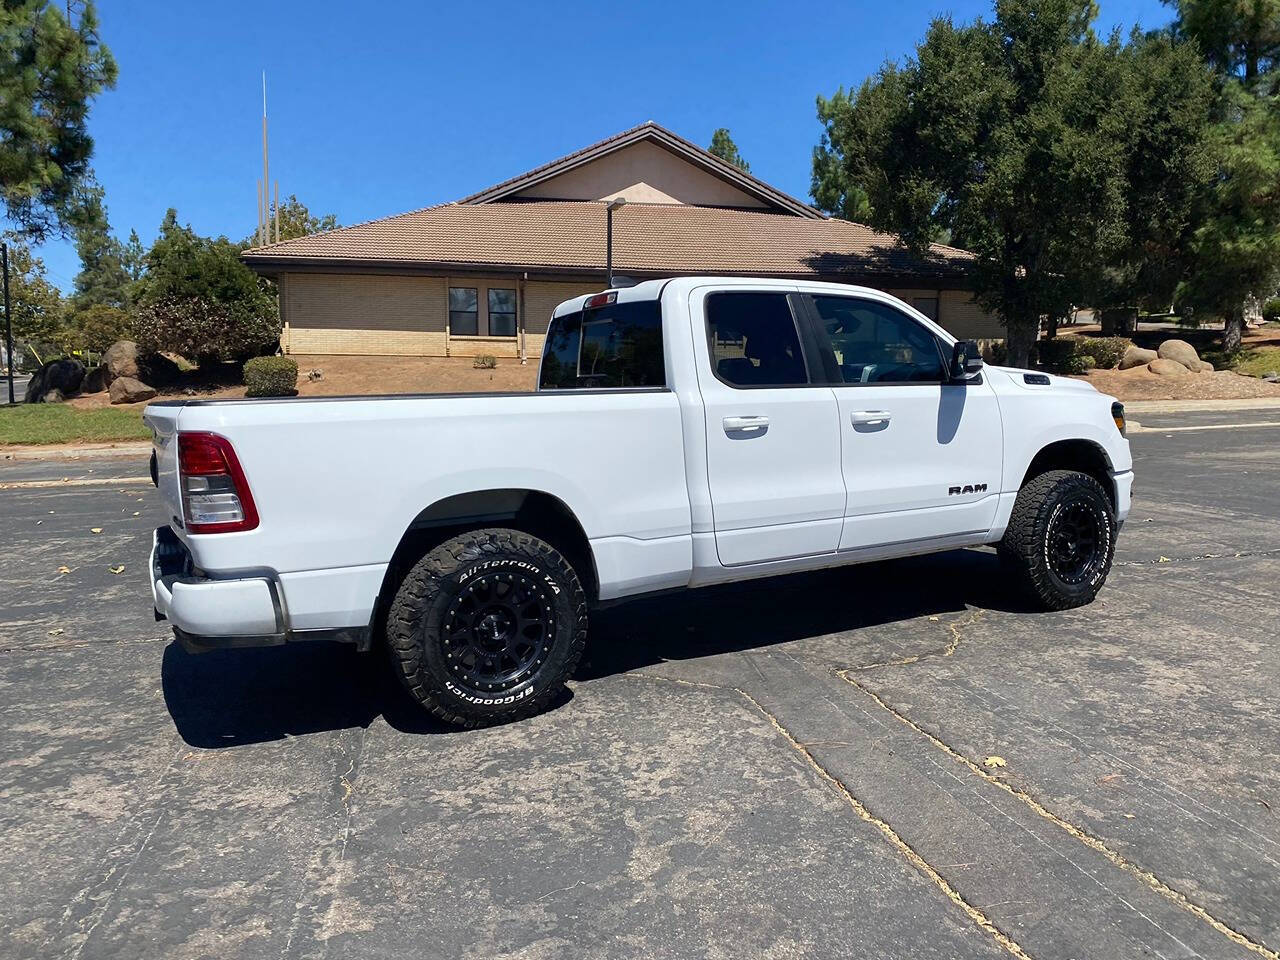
[141,404,184,530]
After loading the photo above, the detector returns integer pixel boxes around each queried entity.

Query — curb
[1,441,151,462]
[1124,397,1280,414]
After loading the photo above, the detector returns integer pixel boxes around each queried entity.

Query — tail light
[177,432,259,533]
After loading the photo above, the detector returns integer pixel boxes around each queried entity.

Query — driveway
[1,409,1278,959]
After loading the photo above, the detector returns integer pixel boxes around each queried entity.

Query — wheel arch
[1020,439,1116,508]
[370,488,599,643]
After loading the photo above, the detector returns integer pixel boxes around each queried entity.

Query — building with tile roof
[242,122,998,359]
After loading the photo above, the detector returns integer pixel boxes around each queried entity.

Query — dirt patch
[65,355,539,410]
[1079,367,1280,401]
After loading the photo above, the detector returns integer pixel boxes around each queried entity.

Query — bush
[1082,336,1130,369]
[68,304,134,353]
[1036,336,1120,373]
[1035,338,1078,373]
[135,296,281,365]
[243,356,298,397]
[1263,298,1280,323]
[473,354,497,369]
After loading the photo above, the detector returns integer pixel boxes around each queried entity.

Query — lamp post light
[605,196,626,289]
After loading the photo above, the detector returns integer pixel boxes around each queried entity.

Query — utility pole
[606,197,626,288]
[3,243,13,405]
[262,72,270,246]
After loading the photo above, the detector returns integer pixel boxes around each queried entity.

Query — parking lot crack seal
[734,686,1035,960]
[837,670,1280,960]
[851,609,986,672]
[1115,548,1280,567]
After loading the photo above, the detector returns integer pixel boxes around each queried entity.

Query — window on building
[538,300,664,390]
[912,297,939,321]
[705,292,810,387]
[449,287,478,336]
[487,288,517,337]
[810,296,946,384]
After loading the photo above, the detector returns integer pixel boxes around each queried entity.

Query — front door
[693,288,845,566]
[800,293,1003,551]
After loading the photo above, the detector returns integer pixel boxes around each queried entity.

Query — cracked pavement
[2,408,1278,959]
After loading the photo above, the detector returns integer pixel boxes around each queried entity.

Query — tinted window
[538,300,664,390]
[488,288,517,336]
[449,287,478,336]
[812,296,945,384]
[705,292,809,387]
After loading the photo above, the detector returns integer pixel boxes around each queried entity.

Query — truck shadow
[161,547,1033,747]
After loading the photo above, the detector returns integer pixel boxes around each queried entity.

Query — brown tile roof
[243,200,974,282]
[458,121,824,219]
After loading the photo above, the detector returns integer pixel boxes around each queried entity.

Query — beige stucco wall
[514,141,768,208]
[939,289,1002,340]
[282,273,449,356]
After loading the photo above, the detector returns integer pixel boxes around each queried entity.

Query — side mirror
[950,340,983,382]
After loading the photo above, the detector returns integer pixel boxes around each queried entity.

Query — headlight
[1111,402,1126,436]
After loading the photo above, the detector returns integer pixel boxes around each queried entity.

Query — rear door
[799,293,1003,550]
[691,287,844,566]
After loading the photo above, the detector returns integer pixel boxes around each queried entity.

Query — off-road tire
[998,469,1116,611]
[386,528,588,727]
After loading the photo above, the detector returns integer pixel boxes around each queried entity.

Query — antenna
[261,71,270,246]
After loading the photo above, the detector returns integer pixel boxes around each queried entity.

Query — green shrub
[1035,338,1079,373]
[1067,354,1096,374]
[473,354,497,369]
[1263,298,1280,323]
[136,296,281,365]
[243,356,298,397]
[1082,336,1130,369]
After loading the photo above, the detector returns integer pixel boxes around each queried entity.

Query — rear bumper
[151,526,284,649]
[150,526,375,652]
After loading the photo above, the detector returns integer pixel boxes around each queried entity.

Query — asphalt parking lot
[2,406,1279,960]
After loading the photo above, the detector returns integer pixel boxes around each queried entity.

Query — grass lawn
[1230,345,1280,378]
[0,405,150,446]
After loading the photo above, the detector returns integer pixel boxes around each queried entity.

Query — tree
[812,0,1218,365]
[249,194,339,246]
[708,128,750,172]
[1166,0,1280,350]
[121,228,144,281]
[1167,0,1280,87]
[69,184,131,310]
[133,209,279,363]
[0,1,117,242]
[2,232,64,356]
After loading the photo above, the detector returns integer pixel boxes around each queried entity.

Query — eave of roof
[457,121,825,220]
[242,200,973,283]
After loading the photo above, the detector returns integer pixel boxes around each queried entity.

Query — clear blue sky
[32,0,1174,291]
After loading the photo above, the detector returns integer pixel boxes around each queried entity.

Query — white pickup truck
[144,277,1132,726]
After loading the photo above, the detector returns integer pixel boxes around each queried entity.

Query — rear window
[538,300,665,390]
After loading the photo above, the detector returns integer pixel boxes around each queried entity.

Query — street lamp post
[606,196,626,289]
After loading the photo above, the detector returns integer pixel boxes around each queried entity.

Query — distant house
[242,122,999,359]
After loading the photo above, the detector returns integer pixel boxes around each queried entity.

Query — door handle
[850,410,891,426]
[723,415,769,435]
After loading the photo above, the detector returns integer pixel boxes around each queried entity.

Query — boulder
[109,376,157,404]
[1195,360,1215,373]
[1148,357,1190,376]
[43,388,65,403]
[1157,338,1200,371]
[81,365,108,394]
[102,340,139,382]
[140,351,182,387]
[23,358,86,403]
[1120,345,1158,369]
